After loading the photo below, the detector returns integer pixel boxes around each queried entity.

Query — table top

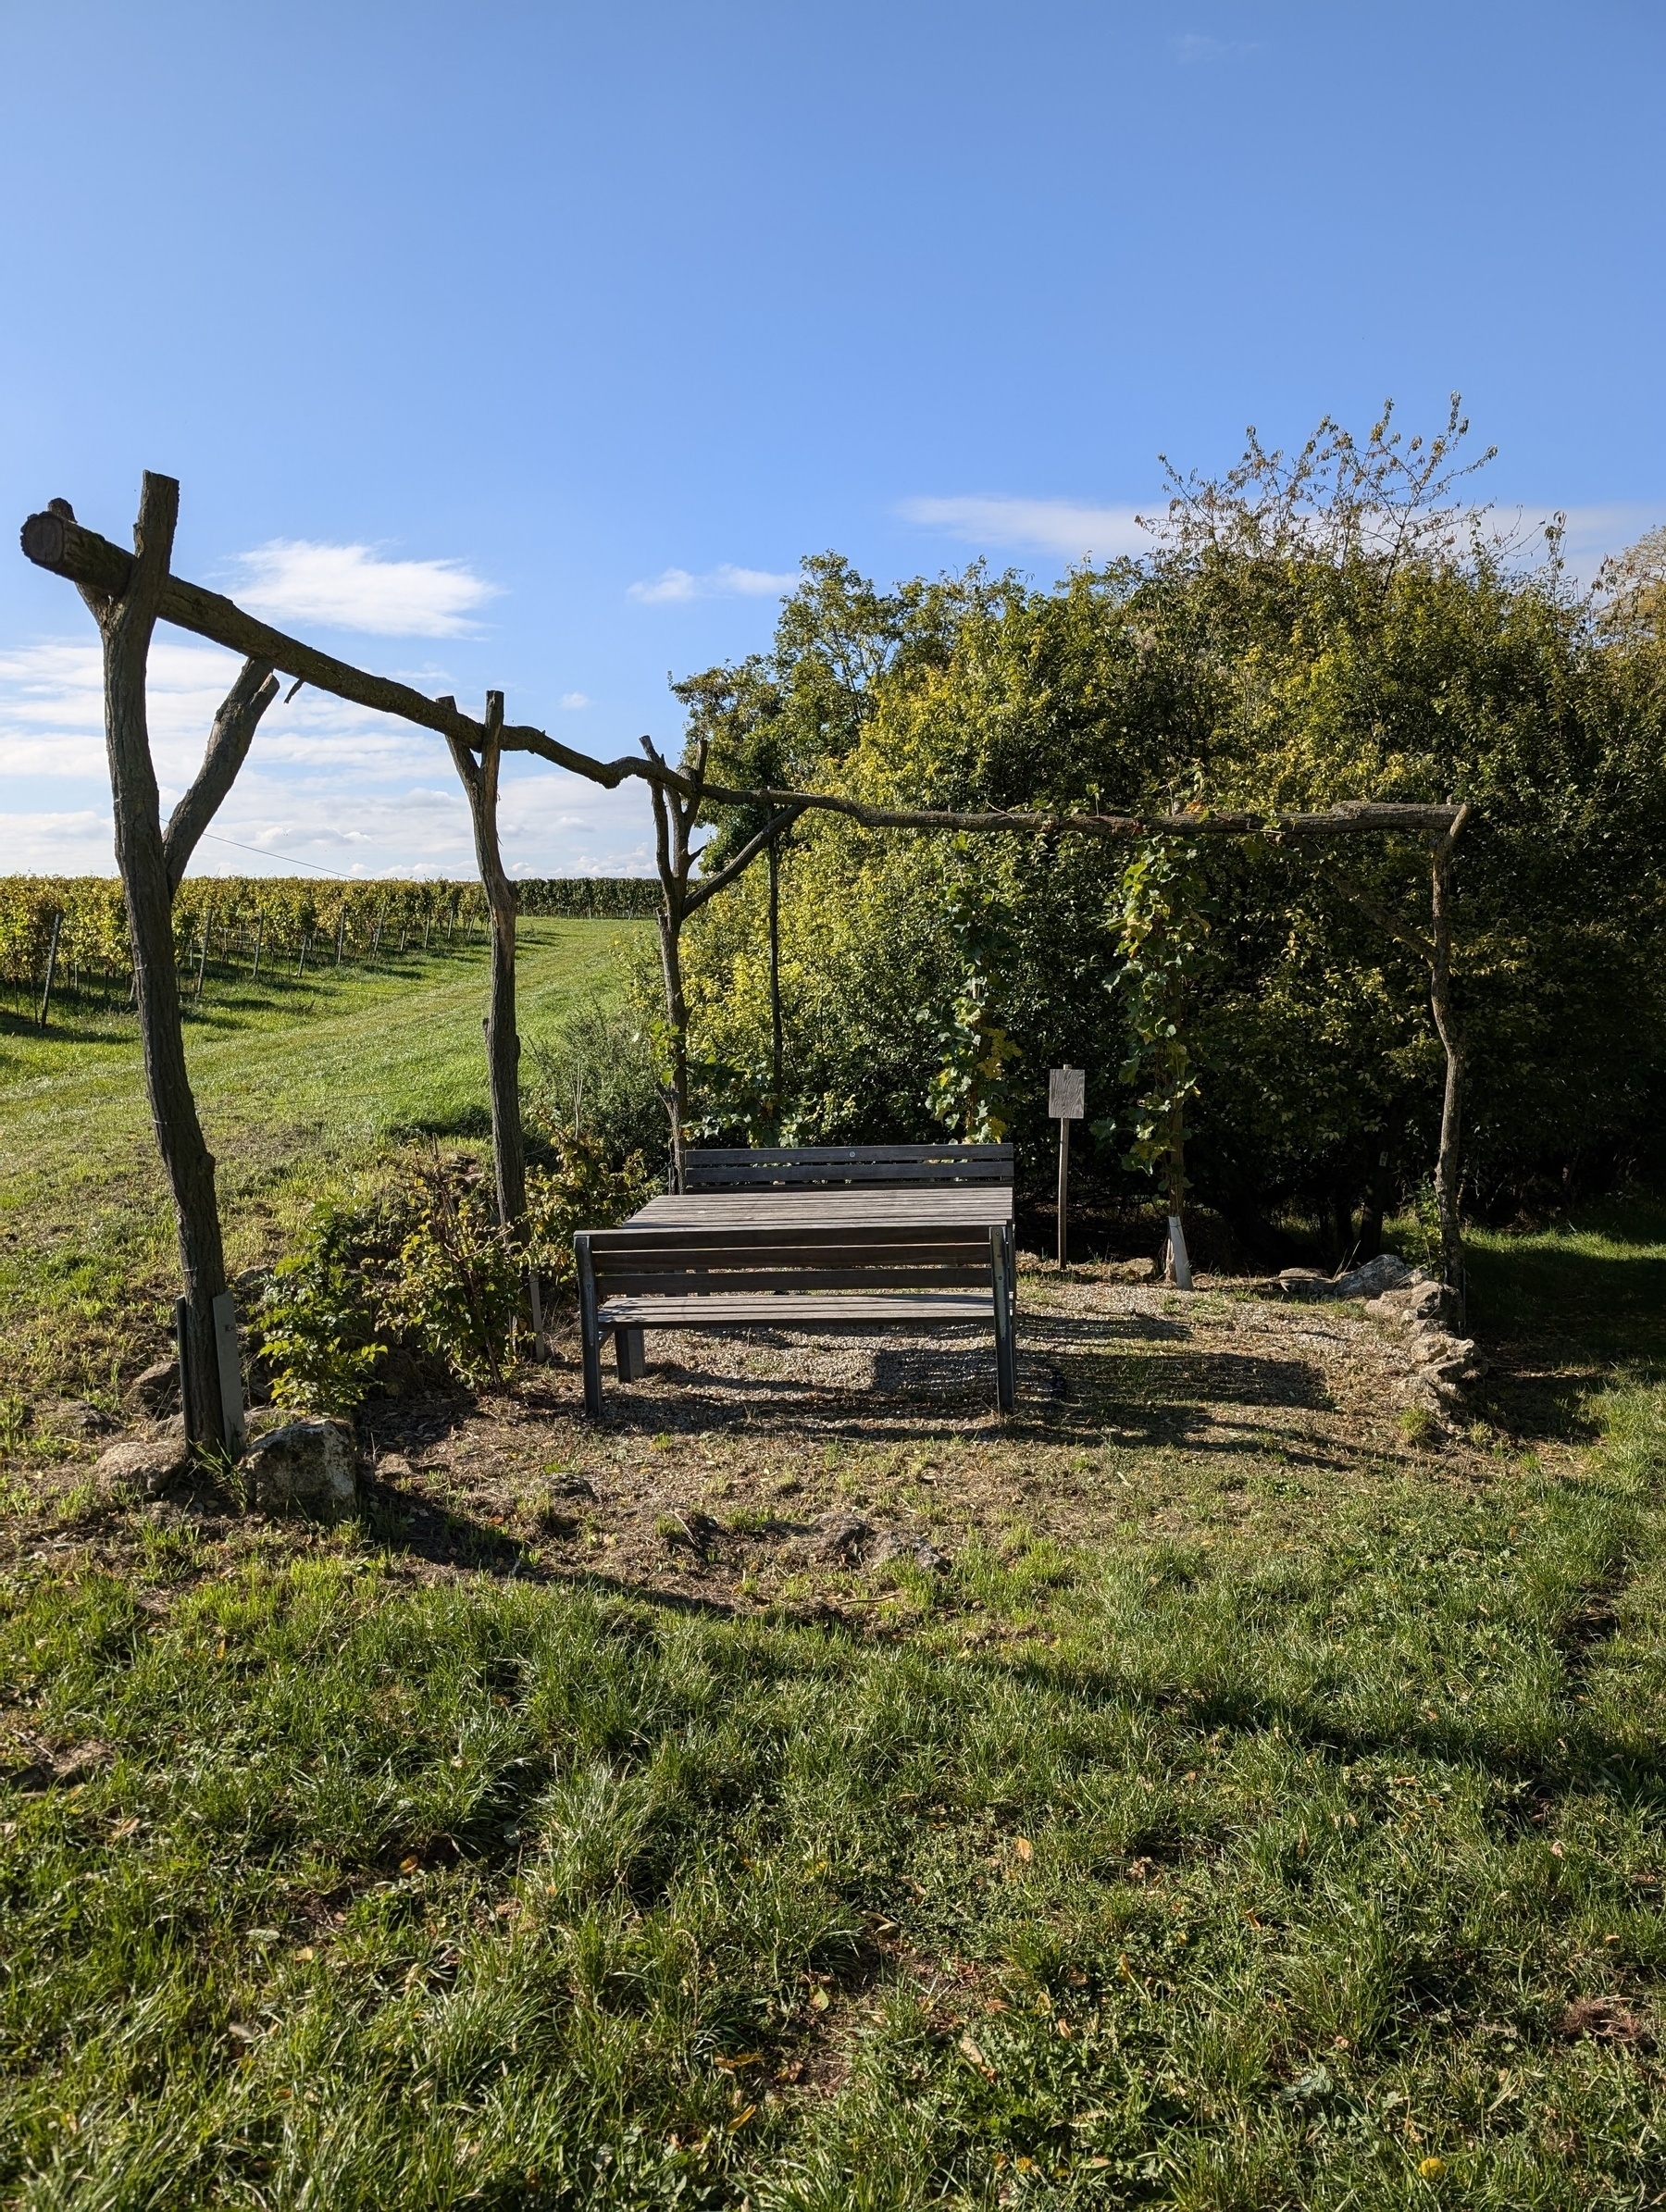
[630,1187,1013,1229]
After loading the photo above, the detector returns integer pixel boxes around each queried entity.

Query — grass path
[0,919,641,1398]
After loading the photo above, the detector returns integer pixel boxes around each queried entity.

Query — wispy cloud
[231,540,501,638]
[628,563,797,606]
[1172,31,1262,64]
[559,691,591,710]
[900,495,1151,562]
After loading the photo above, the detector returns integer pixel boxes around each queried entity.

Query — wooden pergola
[20,473,1473,1452]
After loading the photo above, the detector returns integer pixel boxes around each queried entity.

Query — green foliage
[258,1207,387,1416]
[926,866,1023,1143]
[669,404,1666,1234]
[1102,834,1212,1194]
[525,1130,656,1295]
[528,993,665,1177]
[379,1162,522,1389]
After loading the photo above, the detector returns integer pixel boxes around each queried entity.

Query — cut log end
[20,508,68,570]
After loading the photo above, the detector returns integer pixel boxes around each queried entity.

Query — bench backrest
[682,1142,1013,1190]
[579,1219,1000,1297]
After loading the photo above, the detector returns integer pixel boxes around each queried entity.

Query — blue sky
[3,1,1662,879]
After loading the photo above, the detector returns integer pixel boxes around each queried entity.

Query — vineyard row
[0,875,658,1014]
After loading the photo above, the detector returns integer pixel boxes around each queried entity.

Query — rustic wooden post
[37,910,63,1028]
[1428,803,1473,1327]
[641,735,806,1191]
[643,734,702,1192]
[47,477,277,1451]
[444,691,527,1236]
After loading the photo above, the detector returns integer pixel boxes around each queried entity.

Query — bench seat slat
[597,1266,992,1295]
[599,1292,997,1328]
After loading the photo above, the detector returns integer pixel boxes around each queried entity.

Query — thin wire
[197,831,354,879]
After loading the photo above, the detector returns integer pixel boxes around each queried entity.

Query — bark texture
[69,478,276,1451]
[444,692,526,1233]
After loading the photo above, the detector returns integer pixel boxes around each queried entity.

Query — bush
[529,994,667,1179]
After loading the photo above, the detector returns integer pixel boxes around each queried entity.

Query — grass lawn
[0,918,640,1404]
[3,965,1666,2206]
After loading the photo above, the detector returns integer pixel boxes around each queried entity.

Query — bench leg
[990,1223,1016,1414]
[575,1234,603,1418]
[615,1326,645,1383]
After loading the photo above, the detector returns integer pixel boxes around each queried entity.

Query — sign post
[1048,1066,1086,1267]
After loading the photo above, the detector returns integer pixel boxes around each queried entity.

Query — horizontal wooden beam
[19,502,626,789]
[20,496,1465,844]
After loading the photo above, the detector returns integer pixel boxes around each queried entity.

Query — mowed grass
[5,971,1666,2203]
[0,919,640,1400]
[4,1385,1666,2206]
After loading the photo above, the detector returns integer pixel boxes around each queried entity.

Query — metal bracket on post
[990,1223,1016,1414]
[575,1235,603,1418]
[211,1290,246,1457]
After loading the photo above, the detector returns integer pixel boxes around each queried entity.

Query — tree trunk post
[1428,804,1473,1328]
[38,910,62,1028]
[444,691,527,1236]
[645,752,696,1193]
[71,475,276,1454]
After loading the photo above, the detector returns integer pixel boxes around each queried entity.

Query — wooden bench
[573,1218,1017,1417]
[683,1142,1013,1189]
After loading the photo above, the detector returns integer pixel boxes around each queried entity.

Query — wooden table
[582,1182,1019,1410]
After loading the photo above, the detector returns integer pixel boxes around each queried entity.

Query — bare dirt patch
[4,1261,1527,1606]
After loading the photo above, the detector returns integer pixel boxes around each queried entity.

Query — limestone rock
[874,1530,952,1574]
[1280,1254,1413,1302]
[52,1399,116,1436]
[244,1419,357,1517]
[130,1359,180,1417]
[812,1511,874,1563]
[93,1435,190,1500]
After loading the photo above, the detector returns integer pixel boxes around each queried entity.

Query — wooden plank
[686,1161,1013,1185]
[687,1143,1011,1163]
[593,1266,993,1295]
[588,1223,1000,1256]
[628,1190,1013,1227]
[599,1292,997,1326]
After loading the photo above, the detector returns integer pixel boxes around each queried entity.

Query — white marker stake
[1048,1067,1086,1268]
[1167,1213,1194,1292]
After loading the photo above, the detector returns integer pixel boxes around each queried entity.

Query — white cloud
[230,540,500,638]
[1172,32,1262,64]
[1517,503,1663,581]
[559,691,591,710]
[900,495,1152,562]
[0,633,655,879]
[628,562,797,605]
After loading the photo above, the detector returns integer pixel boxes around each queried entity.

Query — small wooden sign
[1048,1066,1085,1121]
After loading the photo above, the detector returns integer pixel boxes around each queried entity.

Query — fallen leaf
[1013,1836,1033,1863]
[958,2031,993,2076]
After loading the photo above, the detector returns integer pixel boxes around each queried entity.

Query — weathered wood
[54,476,282,1453]
[20,496,1466,847]
[37,909,62,1028]
[684,1142,1013,1188]
[444,690,526,1236]
[600,1292,999,1325]
[577,1207,1016,1415]
[160,655,278,893]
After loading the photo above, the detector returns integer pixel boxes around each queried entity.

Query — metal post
[1057,1113,1069,1269]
